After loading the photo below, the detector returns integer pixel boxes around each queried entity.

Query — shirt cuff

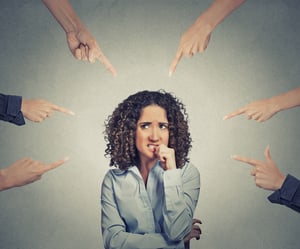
[7,95,25,125]
[268,174,300,204]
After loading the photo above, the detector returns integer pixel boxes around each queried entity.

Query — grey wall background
[0,0,299,248]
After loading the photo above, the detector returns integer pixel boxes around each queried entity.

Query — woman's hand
[155,144,176,170]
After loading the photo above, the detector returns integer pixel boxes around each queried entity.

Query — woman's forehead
[138,105,168,121]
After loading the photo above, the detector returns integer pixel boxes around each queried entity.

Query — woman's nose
[149,127,159,141]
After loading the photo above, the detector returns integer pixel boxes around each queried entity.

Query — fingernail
[168,71,172,77]
[69,111,75,116]
[110,69,117,77]
[231,155,237,159]
[63,156,70,162]
[223,116,227,120]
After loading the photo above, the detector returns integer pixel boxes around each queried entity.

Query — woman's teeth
[148,144,157,151]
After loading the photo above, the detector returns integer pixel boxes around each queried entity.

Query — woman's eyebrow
[137,121,151,125]
[137,121,168,125]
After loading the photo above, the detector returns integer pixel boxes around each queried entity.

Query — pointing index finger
[43,157,70,173]
[52,104,75,116]
[231,155,260,167]
[169,49,183,77]
[97,53,117,77]
[223,107,246,120]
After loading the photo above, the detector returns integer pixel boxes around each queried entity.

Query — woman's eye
[140,124,149,129]
[160,124,168,129]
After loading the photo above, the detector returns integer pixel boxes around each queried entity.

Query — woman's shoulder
[103,165,139,178]
[183,162,199,171]
[102,168,128,188]
[104,167,127,178]
[101,166,140,190]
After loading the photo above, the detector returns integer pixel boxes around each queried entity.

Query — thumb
[264,145,272,162]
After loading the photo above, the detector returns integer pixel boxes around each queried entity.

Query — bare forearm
[195,0,245,31]
[42,0,83,32]
[271,87,300,112]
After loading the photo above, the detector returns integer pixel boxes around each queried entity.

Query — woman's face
[135,105,169,164]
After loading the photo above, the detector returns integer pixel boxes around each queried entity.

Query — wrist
[275,174,286,190]
[20,99,29,119]
[267,97,282,114]
[64,19,84,34]
[194,16,214,35]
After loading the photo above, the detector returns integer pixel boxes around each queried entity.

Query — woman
[101,90,201,249]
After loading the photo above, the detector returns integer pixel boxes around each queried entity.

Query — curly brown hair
[104,90,192,170]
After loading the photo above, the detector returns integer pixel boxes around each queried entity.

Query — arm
[21,98,74,122]
[223,86,300,122]
[0,93,25,125]
[232,146,286,191]
[42,0,116,76]
[269,86,300,113]
[0,157,68,191]
[42,0,82,34]
[100,172,182,249]
[155,145,201,241]
[232,146,300,213]
[268,174,300,213]
[196,0,245,31]
[169,0,245,76]
[162,163,201,241]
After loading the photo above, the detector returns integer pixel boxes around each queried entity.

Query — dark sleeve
[0,93,25,126]
[268,174,300,213]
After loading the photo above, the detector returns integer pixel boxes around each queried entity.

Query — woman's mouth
[147,144,158,152]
